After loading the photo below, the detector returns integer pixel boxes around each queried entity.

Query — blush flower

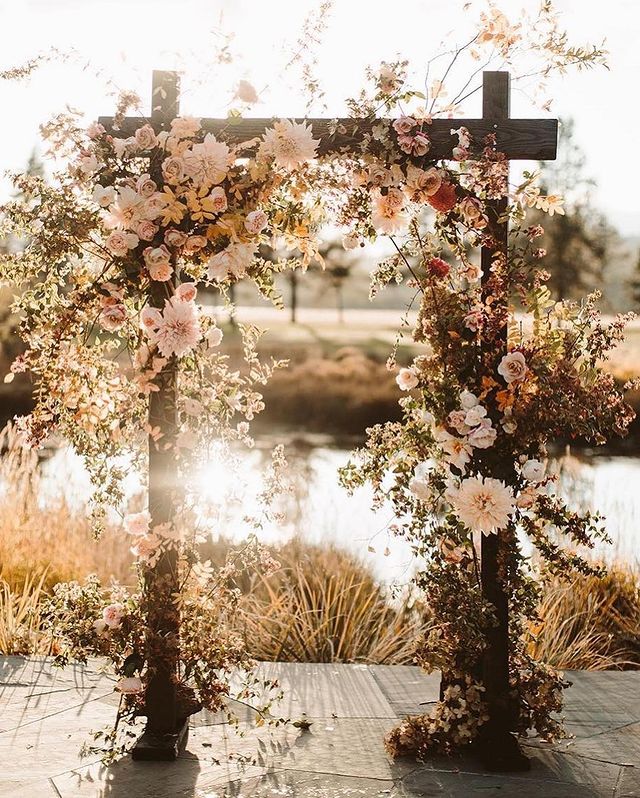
[183,133,231,186]
[106,231,139,257]
[371,188,407,233]
[134,124,157,150]
[102,603,125,630]
[467,420,497,449]
[259,120,319,169]
[245,209,268,235]
[175,282,197,303]
[151,297,201,358]
[521,458,545,482]
[396,367,419,390]
[498,351,527,384]
[450,475,515,534]
[124,511,150,536]
[207,242,256,282]
[143,245,173,282]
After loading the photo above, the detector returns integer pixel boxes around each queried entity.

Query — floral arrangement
[0,0,631,762]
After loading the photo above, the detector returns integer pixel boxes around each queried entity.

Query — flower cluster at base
[43,536,283,761]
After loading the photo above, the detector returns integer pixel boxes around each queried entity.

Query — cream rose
[521,459,545,483]
[498,351,527,384]
[396,367,419,391]
[144,245,173,281]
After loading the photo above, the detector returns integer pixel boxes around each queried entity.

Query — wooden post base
[131,719,190,762]
[477,730,531,772]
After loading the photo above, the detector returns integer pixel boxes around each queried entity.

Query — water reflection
[40,437,640,584]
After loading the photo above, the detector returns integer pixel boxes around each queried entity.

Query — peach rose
[396,367,419,391]
[184,235,207,254]
[164,229,188,248]
[137,220,158,241]
[106,231,139,257]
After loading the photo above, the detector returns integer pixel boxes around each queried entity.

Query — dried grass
[530,569,640,670]
[0,424,133,590]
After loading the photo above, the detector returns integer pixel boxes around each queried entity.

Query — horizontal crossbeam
[97,115,557,161]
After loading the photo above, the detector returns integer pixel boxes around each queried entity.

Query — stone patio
[1,657,639,797]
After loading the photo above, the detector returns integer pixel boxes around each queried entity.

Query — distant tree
[314,239,356,324]
[527,119,617,301]
[631,249,640,307]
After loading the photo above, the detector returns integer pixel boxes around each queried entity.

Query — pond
[41,433,640,585]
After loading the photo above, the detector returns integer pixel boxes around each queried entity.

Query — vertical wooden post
[478,71,529,771]
[132,71,189,761]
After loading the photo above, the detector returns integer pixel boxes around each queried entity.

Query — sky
[0,0,638,235]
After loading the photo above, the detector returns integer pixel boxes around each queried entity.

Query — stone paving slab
[1,658,639,797]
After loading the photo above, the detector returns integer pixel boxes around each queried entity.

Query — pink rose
[184,235,207,254]
[134,124,157,150]
[140,307,162,331]
[137,220,159,241]
[87,122,105,140]
[164,229,188,248]
[393,116,417,134]
[149,261,172,281]
[244,209,268,235]
[207,186,228,213]
[468,421,497,449]
[144,245,173,281]
[162,156,185,184]
[106,231,139,257]
[175,282,197,302]
[136,174,158,198]
[498,351,527,384]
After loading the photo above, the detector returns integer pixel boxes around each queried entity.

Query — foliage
[524,118,618,302]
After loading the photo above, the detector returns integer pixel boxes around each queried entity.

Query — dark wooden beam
[98,115,558,161]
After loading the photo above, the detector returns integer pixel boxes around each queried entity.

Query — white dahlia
[259,120,319,169]
[450,475,515,534]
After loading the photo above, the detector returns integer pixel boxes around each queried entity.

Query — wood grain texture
[98,115,558,161]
